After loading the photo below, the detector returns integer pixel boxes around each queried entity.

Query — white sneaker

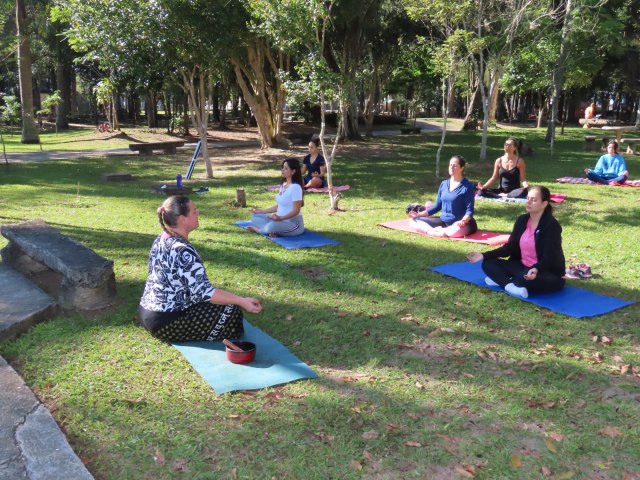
[484,277,499,287]
[505,282,529,299]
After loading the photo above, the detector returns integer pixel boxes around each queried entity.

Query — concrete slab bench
[102,172,134,181]
[129,141,185,154]
[0,264,58,342]
[584,135,598,151]
[1,220,116,310]
[620,137,640,155]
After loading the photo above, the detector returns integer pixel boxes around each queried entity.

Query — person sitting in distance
[301,139,326,189]
[584,140,628,185]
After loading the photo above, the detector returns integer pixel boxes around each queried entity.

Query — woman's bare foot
[268,232,280,238]
[247,226,261,234]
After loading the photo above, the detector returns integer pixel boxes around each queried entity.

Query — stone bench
[129,141,185,154]
[620,137,640,155]
[584,135,598,151]
[400,127,422,134]
[1,220,116,310]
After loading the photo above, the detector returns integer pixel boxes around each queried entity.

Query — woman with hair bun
[467,186,565,299]
[138,195,262,342]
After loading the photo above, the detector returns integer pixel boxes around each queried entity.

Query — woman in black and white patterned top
[138,196,262,342]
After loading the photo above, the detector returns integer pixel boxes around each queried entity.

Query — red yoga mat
[377,219,510,246]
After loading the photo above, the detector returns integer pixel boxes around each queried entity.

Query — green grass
[0,124,179,153]
[1,126,639,479]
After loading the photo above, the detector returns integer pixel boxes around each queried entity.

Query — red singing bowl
[225,341,256,364]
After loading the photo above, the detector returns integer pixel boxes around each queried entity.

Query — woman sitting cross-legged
[466,186,565,299]
[408,155,478,238]
[247,158,305,237]
[301,139,326,189]
[138,195,263,342]
[584,140,628,185]
[477,137,529,199]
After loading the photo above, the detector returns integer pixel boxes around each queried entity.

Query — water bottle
[176,174,182,188]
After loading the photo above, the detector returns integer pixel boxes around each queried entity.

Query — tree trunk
[546,0,573,147]
[55,61,70,129]
[182,92,190,136]
[181,67,213,178]
[231,39,285,149]
[16,0,39,144]
[319,90,342,211]
[488,74,501,122]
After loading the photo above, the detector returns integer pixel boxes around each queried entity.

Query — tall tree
[16,0,39,143]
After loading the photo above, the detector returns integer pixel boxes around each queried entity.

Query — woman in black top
[467,186,565,299]
[478,137,529,199]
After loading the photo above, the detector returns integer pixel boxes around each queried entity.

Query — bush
[0,94,22,126]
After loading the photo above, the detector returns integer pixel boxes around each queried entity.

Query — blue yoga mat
[234,221,340,249]
[430,262,633,318]
[173,320,318,394]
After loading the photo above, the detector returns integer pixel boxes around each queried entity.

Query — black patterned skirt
[148,303,244,342]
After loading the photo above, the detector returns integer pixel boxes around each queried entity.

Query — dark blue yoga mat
[173,320,318,394]
[430,262,633,318]
[234,221,339,249]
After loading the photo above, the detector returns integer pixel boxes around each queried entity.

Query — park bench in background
[620,137,640,155]
[129,141,185,154]
[400,127,422,134]
[584,135,598,151]
[1,219,116,311]
[579,118,623,128]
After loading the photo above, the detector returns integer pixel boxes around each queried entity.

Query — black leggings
[480,187,528,199]
[482,258,564,294]
[154,302,244,342]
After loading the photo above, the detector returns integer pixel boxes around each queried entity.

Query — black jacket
[483,211,565,277]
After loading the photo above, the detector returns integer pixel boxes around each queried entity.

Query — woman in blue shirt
[409,155,478,238]
[584,140,628,185]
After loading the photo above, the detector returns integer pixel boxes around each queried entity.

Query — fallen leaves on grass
[362,430,379,440]
[547,431,565,442]
[172,458,189,472]
[153,447,166,465]
[541,466,552,476]
[592,335,613,345]
[349,460,363,471]
[429,327,455,337]
[545,438,558,453]
[404,441,423,448]
[533,344,561,356]
[527,399,557,409]
[511,455,523,468]
[455,464,476,477]
[598,426,622,438]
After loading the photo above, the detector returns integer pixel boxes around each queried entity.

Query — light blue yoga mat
[234,221,340,249]
[173,320,318,394]
[430,262,633,318]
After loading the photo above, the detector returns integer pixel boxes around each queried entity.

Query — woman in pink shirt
[466,186,565,298]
